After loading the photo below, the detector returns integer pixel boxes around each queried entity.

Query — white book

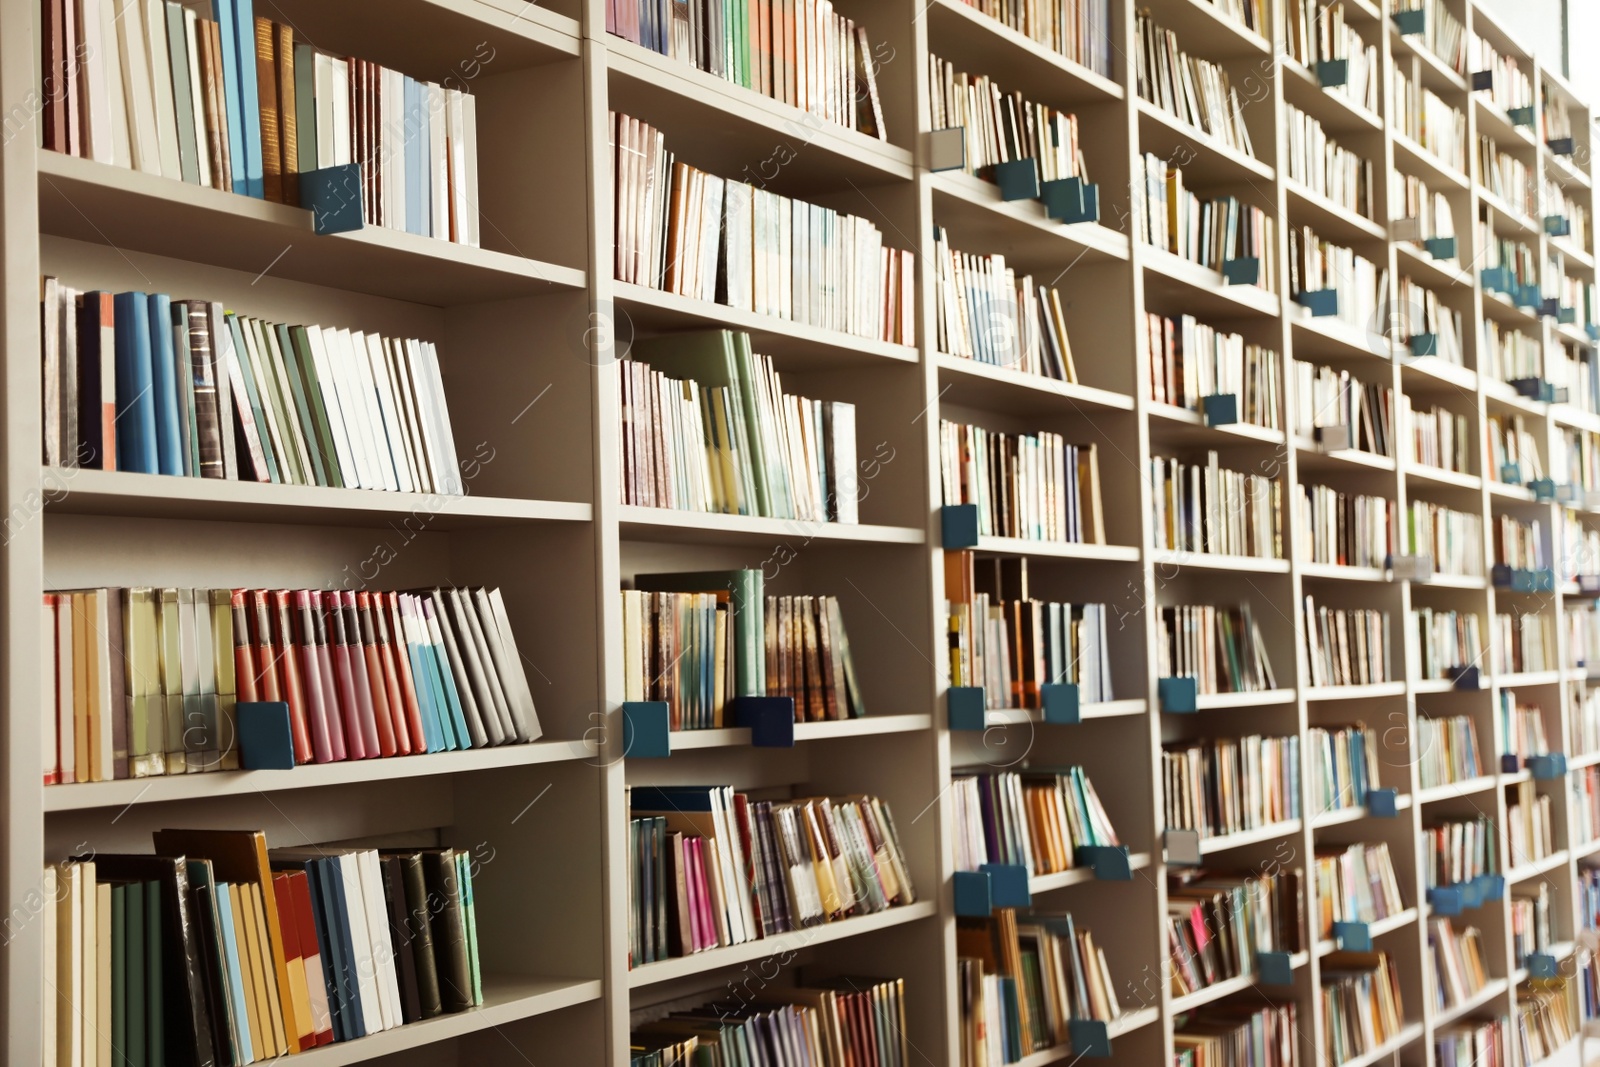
[90,591,114,782]
[445,90,468,244]
[114,0,159,173]
[346,331,399,491]
[396,339,443,495]
[486,588,541,741]
[315,327,367,488]
[357,851,402,1030]
[141,0,182,179]
[336,854,385,1035]
[364,332,414,493]
[330,58,351,167]
[57,599,75,785]
[416,342,463,494]
[428,83,448,239]
[183,9,210,188]
[314,54,337,166]
[332,329,386,490]
[78,0,114,163]
[460,90,479,246]
[303,326,360,489]
[78,860,96,1067]
[43,597,57,784]
[382,338,430,493]
[99,0,130,168]
[43,867,57,1067]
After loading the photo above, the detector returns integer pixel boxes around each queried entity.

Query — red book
[290,591,335,763]
[369,593,412,755]
[323,592,367,758]
[230,591,259,703]
[305,594,346,762]
[274,870,333,1046]
[355,593,399,757]
[250,590,282,702]
[339,592,384,758]
[382,593,428,752]
[270,873,309,1047]
[270,590,314,764]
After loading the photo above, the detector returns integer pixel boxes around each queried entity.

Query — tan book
[229,882,270,1057]
[96,881,111,1067]
[247,882,289,1052]
[276,22,297,205]
[255,18,282,202]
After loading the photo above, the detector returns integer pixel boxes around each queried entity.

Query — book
[1302,599,1392,687]
[1152,451,1282,559]
[932,227,1077,381]
[1136,154,1276,286]
[1314,842,1404,938]
[1156,603,1278,695]
[1163,734,1301,838]
[1135,14,1256,156]
[951,767,1119,874]
[1306,721,1383,811]
[939,420,1103,544]
[1144,313,1280,427]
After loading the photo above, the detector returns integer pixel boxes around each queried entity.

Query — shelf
[1146,403,1286,447]
[1481,290,1544,331]
[1473,96,1538,149]
[43,740,596,812]
[626,900,936,987]
[1399,356,1477,394]
[1391,131,1470,192]
[616,506,925,547]
[1148,550,1290,574]
[1140,247,1281,319]
[1430,977,1509,1029]
[665,714,933,751]
[1279,60,1384,134]
[1028,852,1153,895]
[1298,562,1389,583]
[1193,689,1298,711]
[1403,464,1481,493]
[1314,907,1418,955]
[1392,25,1468,92]
[1310,794,1412,828]
[1134,100,1274,185]
[1289,313,1395,364]
[1506,851,1569,883]
[1148,0,1272,57]
[934,355,1136,417]
[1417,776,1497,803]
[966,536,1142,562]
[984,700,1147,726]
[36,151,586,306]
[1394,240,1473,290]
[1496,671,1564,688]
[1010,1008,1162,1067]
[1304,681,1407,701]
[1285,181,1386,245]
[930,170,1131,272]
[1333,1022,1425,1067]
[41,467,592,529]
[922,0,1123,105]
[1169,952,1309,1014]
[1193,818,1303,856]
[1294,440,1397,475]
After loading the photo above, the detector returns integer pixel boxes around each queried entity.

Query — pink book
[338,592,382,758]
[322,592,368,759]
[291,591,337,763]
[307,594,347,762]
[370,594,412,755]
[684,837,708,952]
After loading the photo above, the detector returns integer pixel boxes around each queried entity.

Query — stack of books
[1157,604,1278,695]
[1174,1001,1296,1064]
[1151,452,1283,560]
[45,829,484,1066]
[928,56,1087,190]
[1429,918,1489,1010]
[41,280,464,491]
[1575,766,1600,845]
[1543,178,1590,251]
[1307,722,1382,812]
[947,0,1111,76]
[1285,104,1375,218]
[610,113,915,344]
[629,978,907,1066]
[1320,951,1407,1063]
[1507,779,1555,866]
[1136,155,1276,284]
[1304,601,1391,688]
[1297,485,1394,570]
[1400,396,1471,474]
[1397,0,1466,71]
[933,229,1077,380]
[1395,276,1464,364]
[1284,0,1377,111]
[619,330,860,522]
[1289,227,1387,332]
[1417,714,1484,786]
[1393,67,1466,172]
[1424,814,1496,891]
[1436,1018,1516,1067]
[1292,364,1393,457]
[1518,978,1579,1060]
[620,569,865,731]
[44,585,538,784]
[36,1,480,240]
[1573,687,1600,755]
[1144,312,1281,427]
[1162,734,1301,839]
[945,553,1114,707]
[1495,612,1554,675]
[1479,136,1536,218]
[1167,867,1303,995]
[1484,321,1542,383]
[607,0,889,142]
[1405,501,1484,577]
[1413,611,1485,683]
[1512,881,1552,965]
[626,787,914,964]
[1488,413,1545,484]
[1391,173,1456,251]
[951,768,1119,874]
[1494,514,1548,572]
[1134,15,1256,157]
[1314,842,1404,940]
[939,421,1104,543]
[1471,35,1534,115]
[957,909,1121,1065]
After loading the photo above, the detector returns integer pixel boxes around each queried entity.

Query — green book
[126,880,146,1067]
[275,324,328,486]
[227,315,280,483]
[246,317,306,485]
[286,326,344,489]
[145,879,163,1065]
[294,44,317,173]
[164,3,199,185]
[633,569,765,696]
[112,885,127,1067]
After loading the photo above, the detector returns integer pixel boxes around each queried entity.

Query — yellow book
[231,882,273,1058]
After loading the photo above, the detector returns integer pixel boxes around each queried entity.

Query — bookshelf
[8,0,1600,1062]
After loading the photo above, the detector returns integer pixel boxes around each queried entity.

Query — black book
[379,855,423,1023]
[395,851,443,1018]
[421,849,472,1012]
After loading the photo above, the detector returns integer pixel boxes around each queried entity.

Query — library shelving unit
[4,0,1600,1064]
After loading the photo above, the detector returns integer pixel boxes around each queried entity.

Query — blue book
[211,0,247,194]
[404,79,423,235]
[403,612,447,753]
[213,883,255,1065]
[320,856,366,1038]
[233,0,264,197]
[145,294,184,476]
[111,292,159,473]
[422,600,470,749]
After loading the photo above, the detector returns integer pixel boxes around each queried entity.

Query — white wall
[1475,0,1565,74]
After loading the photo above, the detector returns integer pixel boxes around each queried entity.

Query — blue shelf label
[1202,393,1239,426]
[1040,683,1081,725]
[948,686,987,731]
[941,504,980,549]
[1158,676,1199,713]
[1333,921,1372,952]
[1075,845,1131,881]
[1366,788,1399,817]
[1257,950,1295,986]
[732,696,796,748]
[1068,1020,1112,1058]
[992,158,1040,202]
[622,701,672,758]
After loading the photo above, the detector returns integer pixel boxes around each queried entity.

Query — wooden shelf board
[1403,464,1481,492]
[1194,818,1302,855]
[1304,681,1407,702]
[1148,549,1289,574]
[1506,851,1569,882]
[1394,240,1473,290]
[1310,795,1412,829]
[1028,852,1152,895]
[1134,100,1274,184]
[663,714,932,751]
[923,0,1124,105]
[1430,977,1510,1028]
[1314,907,1419,956]
[1145,403,1286,447]
[1416,776,1497,803]
[616,506,924,547]
[970,537,1141,562]
[984,700,1146,726]
[1298,562,1389,583]
[1289,313,1396,364]
[1192,689,1297,711]
[1285,181,1387,244]
[930,170,1131,273]
[1332,1022,1425,1067]
[934,355,1136,416]
[1009,1007,1161,1067]
[1140,247,1281,319]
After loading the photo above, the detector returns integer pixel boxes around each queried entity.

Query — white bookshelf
[4,0,1600,1063]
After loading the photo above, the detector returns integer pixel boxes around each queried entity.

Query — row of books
[1400,396,1471,474]
[1471,34,1534,113]
[1575,688,1600,755]
[41,281,464,494]
[1502,692,1551,761]
[617,331,860,522]
[1159,603,1278,696]
[1402,0,1467,73]
[1393,67,1466,172]
[938,422,1105,544]
[1321,951,1406,1063]
[37,0,480,240]
[950,768,1119,875]
[1304,601,1390,689]
[1413,610,1484,683]
[1307,721,1382,813]
[1418,714,1484,788]
[610,113,914,344]
[927,56,1086,189]
[619,581,864,730]
[1495,612,1554,675]
[1425,814,1496,890]
[1545,179,1590,252]
[1396,276,1465,364]
[627,787,913,965]
[629,978,907,1067]
[1507,779,1556,866]
[1480,229,1540,302]
[1544,92,1577,142]
[1512,880,1553,965]
[1495,514,1548,570]
[1480,136,1537,219]
[948,0,1111,73]
[1292,363,1394,458]
[1392,173,1456,251]
[45,829,482,1067]
[1571,602,1600,668]
[1151,452,1282,560]
[1297,485,1393,570]
[1289,227,1387,334]
[608,0,887,142]
[45,585,537,785]
[1174,1001,1296,1066]
[1137,155,1276,285]
[1405,500,1484,578]
[1518,978,1579,1061]
[1285,104,1375,218]
[1162,734,1302,840]
[1488,413,1544,486]
[1315,842,1403,939]
[1575,766,1600,844]
[1144,311,1280,428]
[1483,320,1542,383]
[1284,0,1378,113]
[1135,14,1255,158]
[956,909,1121,1065]
[1558,432,1600,499]
[1167,867,1301,996]
[944,554,1114,707]
[932,230,1077,380]
[1430,918,1489,1011]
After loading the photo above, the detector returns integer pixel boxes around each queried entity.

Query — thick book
[79,291,120,470]
[421,849,473,1012]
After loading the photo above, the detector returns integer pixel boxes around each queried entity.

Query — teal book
[634,569,766,696]
[187,859,240,1067]
[422,599,470,750]
[111,885,128,1067]
[146,294,184,476]
[164,3,199,185]
[145,879,163,1064]
[112,292,159,474]
[211,0,247,194]
[454,851,482,1004]
[126,880,147,1067]
[227,315,280,482]
[170,302,200,476]
[274,324,327,486]
[213,883,255,1064]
